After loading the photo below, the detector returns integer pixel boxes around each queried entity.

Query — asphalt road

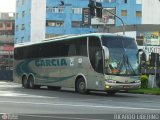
[0,81,160,120]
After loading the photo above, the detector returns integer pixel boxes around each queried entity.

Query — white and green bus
[14,33,142,95]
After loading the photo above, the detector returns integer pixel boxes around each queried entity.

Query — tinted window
[14,37,87,60]
[14,48,23,60]
[76,37,87,56]
[68,44,76,56]
[102,36,137,49]
[29,45,40,58]
[39,42,60,58]
[58,37,87,57]
[89,36,103,73]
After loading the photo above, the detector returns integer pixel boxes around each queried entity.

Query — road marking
[0,92,58,99]
[0,101,160,111]
[21,114,105,120]
[0,94,58,99]
[0,95,58,99]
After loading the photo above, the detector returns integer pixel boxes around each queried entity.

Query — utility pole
[154,53,157,88]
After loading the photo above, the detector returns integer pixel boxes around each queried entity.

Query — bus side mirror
[102,46,109,60]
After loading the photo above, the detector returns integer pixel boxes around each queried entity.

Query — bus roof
[14,33,133,48]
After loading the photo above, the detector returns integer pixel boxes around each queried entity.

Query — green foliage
[140,75,148,89]
[129,88,160,95]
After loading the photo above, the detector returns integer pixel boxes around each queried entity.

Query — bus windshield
[102,36,139,76]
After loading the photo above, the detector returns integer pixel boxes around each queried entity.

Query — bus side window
[76,37,87,56]
[14,48,22,60]
[68,44,76,56]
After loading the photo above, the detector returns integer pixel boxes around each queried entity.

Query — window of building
[72,8,82,14]
[22,0,25,5]
[97,0,115,2]
[29,21,31,27]
[16,13,18,19]
[136,0,142,4]
[124,0,127,3]
[46,21,64,27]
[56,22,64,27]
[16,25,18,31]
[46,7,64,13]
[21,37,24,43]
[6,23,11,27]
[45,34,60,38]
[72,21,81,28]
[47,22,56,26]
[21,24,25,30]
[59,7,64,13]
[136,11,142,17]
[15,38,18,43]
[22,11,25,17]
[121,10,127,16]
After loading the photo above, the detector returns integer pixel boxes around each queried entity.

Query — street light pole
[103,9,125,35]
[154,53,157,88]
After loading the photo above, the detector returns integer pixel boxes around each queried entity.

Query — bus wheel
[28,76,36,89]
[22,75,29,88]
[106,91,117,95]
[76,78,88,94]
[47,86,61,90]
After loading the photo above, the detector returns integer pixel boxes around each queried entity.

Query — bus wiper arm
[118,54,128,75]
[125,54,136,75]
[123,54,128,74]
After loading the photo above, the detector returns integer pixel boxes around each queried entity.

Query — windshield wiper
[118,54,127,75]
[125,54,136,75]
[118,54,136,75]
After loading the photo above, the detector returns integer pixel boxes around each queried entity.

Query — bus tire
[76,77,88,94]
[28,76,36,89]
[22,75,29,88]
[106,91,117,95]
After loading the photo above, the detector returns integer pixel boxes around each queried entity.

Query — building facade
[15,0,144,44]
[142,0,160,24]
[0,13,14,70]
[137,0,160,46]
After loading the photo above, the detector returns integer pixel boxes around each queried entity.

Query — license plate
[123,85,129,88]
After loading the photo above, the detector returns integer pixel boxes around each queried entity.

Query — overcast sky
[0,0,16,12]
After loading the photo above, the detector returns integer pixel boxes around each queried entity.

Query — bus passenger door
[88,36,104,90]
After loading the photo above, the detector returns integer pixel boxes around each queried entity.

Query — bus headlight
[134,80,141,83]
[105,79,117,83]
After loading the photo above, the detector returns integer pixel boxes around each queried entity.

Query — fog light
[106,85,110,89]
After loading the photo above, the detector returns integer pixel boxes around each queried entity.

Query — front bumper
[105,83,141,91]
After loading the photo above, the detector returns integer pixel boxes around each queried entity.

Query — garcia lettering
[35,59,67,67]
